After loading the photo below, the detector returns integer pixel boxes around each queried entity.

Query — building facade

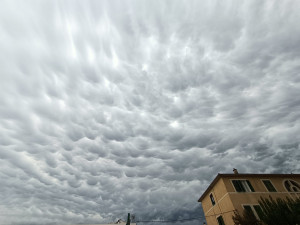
[198,170,300,225]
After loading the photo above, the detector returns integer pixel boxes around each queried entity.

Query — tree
[258,196,300,225]
[232,209,262,225]
[232,196,300,225]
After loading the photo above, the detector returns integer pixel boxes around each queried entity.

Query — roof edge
[198,173,300,202]
[198,173,221,202]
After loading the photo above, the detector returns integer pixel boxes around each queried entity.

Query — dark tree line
[232,196,300,225]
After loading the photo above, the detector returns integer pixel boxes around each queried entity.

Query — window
[232,180,255,192]
[284,180,300,192]
[243,205,254,215]
[210,193,215,206]
[253,205,263,219]
[217,215,225,225]
[243,205,262,220]
[262,180,276,192]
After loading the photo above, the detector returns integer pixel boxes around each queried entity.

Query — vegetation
[232,196,300,225]
[232,209,262,225]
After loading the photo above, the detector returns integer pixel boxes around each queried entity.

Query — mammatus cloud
[0,0,300,224]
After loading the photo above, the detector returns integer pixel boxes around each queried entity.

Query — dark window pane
[217,216,225,225]
[292,186,299,192]
[285,181,291,191]
[210,193,215,206]
[246,180,255,192]
[263,180,276,192]
[253,205,263,219]
[285,180,300,192]
[232,180,245,192]
[244,205,254,216]
[290,180,300,189]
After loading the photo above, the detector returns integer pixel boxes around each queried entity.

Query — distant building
[198,169,300,225]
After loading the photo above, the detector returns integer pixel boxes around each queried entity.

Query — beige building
[198,169,300,225]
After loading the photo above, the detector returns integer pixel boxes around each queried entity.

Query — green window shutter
[232,180,245,192]
[246,180,255,192]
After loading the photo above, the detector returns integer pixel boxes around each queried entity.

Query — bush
[232,196,300,225]
[258,196,300,225]
[232,210,262,225]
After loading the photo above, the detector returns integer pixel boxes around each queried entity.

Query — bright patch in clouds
[170,120,180,128]
[112,48,119,68]
[142,64,148,71]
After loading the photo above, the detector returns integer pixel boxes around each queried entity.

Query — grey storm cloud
[1,0,300,224]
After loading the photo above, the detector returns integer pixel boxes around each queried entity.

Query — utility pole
[126,213,130,225]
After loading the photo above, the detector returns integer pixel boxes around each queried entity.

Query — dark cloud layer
[1,0,300,224]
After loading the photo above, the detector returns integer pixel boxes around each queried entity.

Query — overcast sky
[1,0,300,224]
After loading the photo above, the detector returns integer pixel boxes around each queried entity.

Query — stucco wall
[201,177,234,225]
[200,174,300,225]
